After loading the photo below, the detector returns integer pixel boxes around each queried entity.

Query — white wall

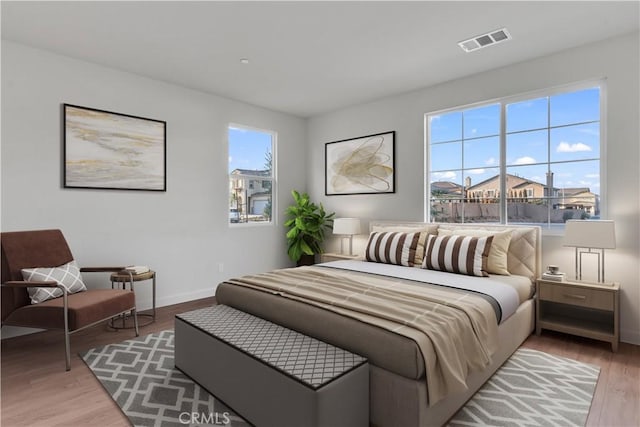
[1,41,306,338]
[308,33,640,344]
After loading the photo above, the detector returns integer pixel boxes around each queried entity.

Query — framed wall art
[63,104,166,191]
[325,131,395,195]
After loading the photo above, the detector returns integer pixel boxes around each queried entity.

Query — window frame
[424,79,606,232]
[228,123,277,227]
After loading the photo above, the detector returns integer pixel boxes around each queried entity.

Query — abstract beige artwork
[64,104,166,191]
[325,131,395,195]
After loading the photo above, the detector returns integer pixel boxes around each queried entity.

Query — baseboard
[621,328,640,346]
[153,288,216,311]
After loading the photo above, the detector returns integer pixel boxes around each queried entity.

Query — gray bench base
[175,307,369,427]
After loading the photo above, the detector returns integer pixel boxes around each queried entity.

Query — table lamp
[563,219,616,284]
[333,218,361,256]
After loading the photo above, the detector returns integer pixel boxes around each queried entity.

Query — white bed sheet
[319,259,522,323]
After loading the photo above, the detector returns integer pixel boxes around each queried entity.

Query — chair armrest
[80,267,127,273]
[2,280,58,288]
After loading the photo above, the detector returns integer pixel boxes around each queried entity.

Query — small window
[228,125,276,225]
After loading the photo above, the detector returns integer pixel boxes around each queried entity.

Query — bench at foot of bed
[175,304,369,427]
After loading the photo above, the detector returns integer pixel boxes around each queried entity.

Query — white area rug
[448,348,600,427]
[82,332,600,427]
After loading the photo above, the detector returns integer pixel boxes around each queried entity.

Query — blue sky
[429,87,600,191]
[228,126,273,173]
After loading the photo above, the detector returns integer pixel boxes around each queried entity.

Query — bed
[215,222,541,427]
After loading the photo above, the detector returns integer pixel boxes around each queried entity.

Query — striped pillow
[422,234,494,277]
[365,231,425,267]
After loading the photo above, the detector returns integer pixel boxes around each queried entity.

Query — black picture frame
[63,103,167,191]
[325,131,395,195]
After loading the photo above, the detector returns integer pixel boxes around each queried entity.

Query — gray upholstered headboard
[369,221,542,282]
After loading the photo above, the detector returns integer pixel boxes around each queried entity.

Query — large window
[426,83,603,227]
[228,125,275,225]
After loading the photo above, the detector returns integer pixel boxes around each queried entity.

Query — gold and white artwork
[64,104,166,191]
[325,131,395,195]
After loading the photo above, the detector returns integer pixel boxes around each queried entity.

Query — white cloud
[485,157,497,166]
[468,168,485,175]
[556,141,592,153]
[433,171,457,180]
[584,173,600,178]
[229,156,233,163]
[514,156,536,165]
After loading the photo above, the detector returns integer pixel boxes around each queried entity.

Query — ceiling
[2,1,638,118]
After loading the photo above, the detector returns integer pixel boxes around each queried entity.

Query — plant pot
[296,254,315,267]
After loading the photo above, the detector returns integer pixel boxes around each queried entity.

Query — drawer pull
[563,293,587,300]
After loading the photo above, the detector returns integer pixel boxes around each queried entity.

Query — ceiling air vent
[458,28,511,53]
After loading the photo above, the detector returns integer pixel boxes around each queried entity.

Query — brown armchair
[1,229,139,370]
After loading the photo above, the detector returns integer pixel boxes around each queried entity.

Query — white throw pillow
[22,260,87,304]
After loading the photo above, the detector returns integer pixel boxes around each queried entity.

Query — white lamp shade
[563,220,616,249]
[333,218,361,235]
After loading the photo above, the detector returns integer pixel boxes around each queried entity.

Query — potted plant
[284,190,335,266]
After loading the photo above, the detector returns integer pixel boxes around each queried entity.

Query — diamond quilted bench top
[176,305,367,390]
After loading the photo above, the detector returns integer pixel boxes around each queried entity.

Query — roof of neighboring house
[467,173,541,191]
[511,179,545,190]
[230,169,271,177]
[431,181,462,193]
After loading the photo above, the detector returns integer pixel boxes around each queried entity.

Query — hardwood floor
[2,297,638,427]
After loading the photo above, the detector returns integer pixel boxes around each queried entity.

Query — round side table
[109,270,156,329]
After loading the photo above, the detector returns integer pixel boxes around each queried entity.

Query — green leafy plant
[284,190,335,264]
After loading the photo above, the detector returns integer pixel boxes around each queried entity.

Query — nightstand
[320,253,361,263]
[536,278,619,351]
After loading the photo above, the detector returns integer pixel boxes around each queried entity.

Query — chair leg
[64,328,71,371]
[132,308,139,337]
[63,289,71,371]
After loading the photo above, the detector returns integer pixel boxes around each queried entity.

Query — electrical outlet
[218,263,224,273]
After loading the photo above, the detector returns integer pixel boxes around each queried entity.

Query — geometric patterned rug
[82,331,599,427]
[80,330,250,427]
[447,348,600,427]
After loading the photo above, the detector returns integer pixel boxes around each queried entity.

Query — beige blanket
[226,265,498,405]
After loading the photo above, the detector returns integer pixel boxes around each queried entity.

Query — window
[426,83,603,227]
[228,125,275,225]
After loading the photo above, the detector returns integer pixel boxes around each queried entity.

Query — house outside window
[228,125,276,225]
[426,82,603,227]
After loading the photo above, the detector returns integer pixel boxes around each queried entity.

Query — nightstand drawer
[539,282,613,311]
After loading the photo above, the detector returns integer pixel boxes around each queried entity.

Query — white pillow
[22,260,87,304]
[422,234,493,277]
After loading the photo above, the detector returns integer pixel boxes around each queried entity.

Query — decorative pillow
[365,231,426,267]
[22,260,87,304]
[422,234,494,277]
[437,229,512,275]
